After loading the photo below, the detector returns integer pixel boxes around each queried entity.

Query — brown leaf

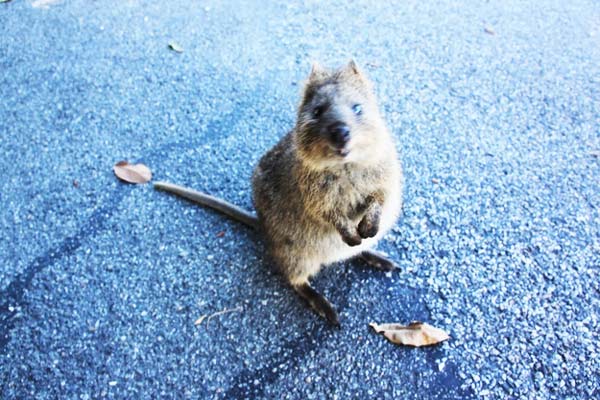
[369,321,450,347]
[168,41,184,53]
[216,231,226,238]
[113,160,152,184]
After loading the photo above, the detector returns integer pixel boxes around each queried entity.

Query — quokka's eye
[352,104,363,116]
[313,106,325,118]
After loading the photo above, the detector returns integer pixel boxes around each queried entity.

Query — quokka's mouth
[325,139,352,159]
[329,142,351,157]
[336,147,350,157]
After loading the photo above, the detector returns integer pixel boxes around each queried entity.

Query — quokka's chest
[314,169,381,214]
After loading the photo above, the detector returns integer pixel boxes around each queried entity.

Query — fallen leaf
[216,231,226,238]
[113,160,152,184]
[168,41,184,53]
[484,26,495,35]
[370,321,450,347]
[590,150,600,158]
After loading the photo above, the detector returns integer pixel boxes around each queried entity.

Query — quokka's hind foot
[293,281,340,326]
[358,250,399,272]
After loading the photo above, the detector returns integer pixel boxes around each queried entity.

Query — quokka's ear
[342,59,366,78]
[338,59,373,90]
[347,59,361,75]
[308,61,328,82]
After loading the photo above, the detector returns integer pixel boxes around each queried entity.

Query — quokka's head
[295,60,389,168]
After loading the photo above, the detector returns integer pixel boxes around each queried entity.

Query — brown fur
[252,61,403,324]
[156,61,403,325]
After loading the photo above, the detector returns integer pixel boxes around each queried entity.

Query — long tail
[154,181,258,229]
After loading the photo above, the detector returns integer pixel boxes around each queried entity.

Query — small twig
[194,306,243,327]
[31,0,61,8]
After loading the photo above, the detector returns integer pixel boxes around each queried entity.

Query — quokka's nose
[328,122,350,147]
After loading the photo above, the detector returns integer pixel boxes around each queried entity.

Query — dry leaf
[370,321,450,347]
[216,231,226,238]
[484,26,495,35]
[113,160,152,184]
[168,41,184,53]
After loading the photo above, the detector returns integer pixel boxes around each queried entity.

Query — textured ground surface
[1,0,599,398]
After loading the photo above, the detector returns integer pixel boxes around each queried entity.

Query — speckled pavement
[1,0,599,398]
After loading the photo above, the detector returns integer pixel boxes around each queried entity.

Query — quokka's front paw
[339,228,362,246]
[358,214,379,239]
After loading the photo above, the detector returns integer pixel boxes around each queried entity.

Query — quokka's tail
[154,181,258,229]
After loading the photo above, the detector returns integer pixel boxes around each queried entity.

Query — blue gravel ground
[1,0,599,398]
